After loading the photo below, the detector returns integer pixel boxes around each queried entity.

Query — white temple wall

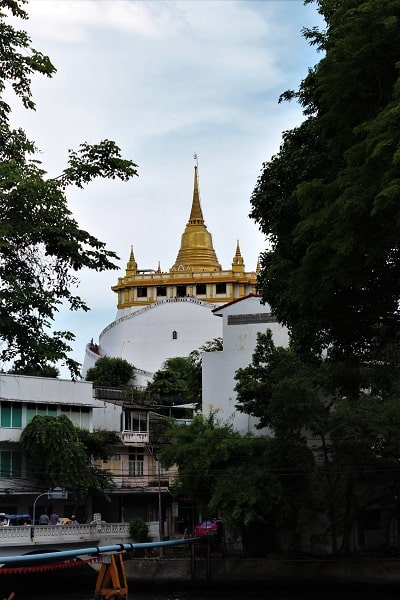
[82,299,222,380]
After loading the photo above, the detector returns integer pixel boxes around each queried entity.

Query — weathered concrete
[124,556,400,586]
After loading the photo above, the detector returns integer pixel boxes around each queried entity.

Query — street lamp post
[31,487,68,539]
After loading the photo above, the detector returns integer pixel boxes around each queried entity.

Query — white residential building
[202,294,290,434]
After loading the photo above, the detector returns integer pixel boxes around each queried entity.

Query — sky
[7,0,324,378]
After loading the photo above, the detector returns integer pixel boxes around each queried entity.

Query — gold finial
[171,163,221,272]
[232,240,244,270]
[256,256,261,274]
[126,245,138,275]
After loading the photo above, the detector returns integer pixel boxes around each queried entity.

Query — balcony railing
[121,431,149,444]
[0,522,131,548]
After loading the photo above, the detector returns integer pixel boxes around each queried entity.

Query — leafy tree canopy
[147,339,223,408]
[85,356,135,388]
[0,0,138,377]
[147,357,200,407]
[7,361,59,378]
[20,414,120,502]
[251,0,400,360]
[160,412,314,555]
[234,331,400,553]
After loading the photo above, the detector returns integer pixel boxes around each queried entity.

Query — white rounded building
[82,165,259,385]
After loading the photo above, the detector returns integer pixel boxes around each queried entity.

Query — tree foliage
[8,361,59,378]
[147,357,200,407]
[251,0,400,360]
[85,356,135,388]
[147,339,223,407]
[160,412,314,555]
[20,414,119,502]
[246,0,400,554]
[0,1,138,377]
[234,330,400,553]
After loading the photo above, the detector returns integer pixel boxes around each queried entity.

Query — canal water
[2,568,400,600]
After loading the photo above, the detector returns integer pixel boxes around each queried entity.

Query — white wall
[202,295,289,435]
[0,374,122,440]
[82,298,222,379]
[0,374,93,405]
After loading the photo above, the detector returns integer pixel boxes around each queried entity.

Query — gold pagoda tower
[112,165,258,309]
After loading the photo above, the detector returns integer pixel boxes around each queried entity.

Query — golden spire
[125,245,138,275]
[188,165,204,224]
[256,255,261,274]
[171,161,221,272]
[232,240,244,273]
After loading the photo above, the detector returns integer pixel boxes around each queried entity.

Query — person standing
[49,511,59,525]
[39,511,49,525]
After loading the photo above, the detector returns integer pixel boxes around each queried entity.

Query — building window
[0,403,22,428]
[124,411,147,433]
[157,286,167,297]
[172,330,178,340]
[137,287,147,298]
[61,406,90,429]
[26,403,57,424]
[0,451,22,477]
[129,449,144,477]
[215,282,226,294]
[196,283,206,295]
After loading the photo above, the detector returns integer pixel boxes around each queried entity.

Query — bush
[129,517,150,542]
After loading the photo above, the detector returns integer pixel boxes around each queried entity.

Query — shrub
[129,517,150,542]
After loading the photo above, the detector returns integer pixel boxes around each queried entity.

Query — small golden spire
[125,245,138,275]
[157,261,161,273]
[256,256,261,274]
[232,240,244,272]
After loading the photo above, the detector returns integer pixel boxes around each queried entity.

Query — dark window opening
[216,283,226,294]
[172,330,178,340]
[137,287,147,298]
[196,283,206,295]
[157,286,167,297]
[176,285,186,298]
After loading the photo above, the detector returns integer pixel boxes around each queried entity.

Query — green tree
[147,339,223,408]
[85,356,135,388]
[8,362,59,378]
[20,414,120,502]
[160,412,314,556]
[251,0,400,361]
[147,357,200,406]
[0,1,138,377]
[235,332,400,554]
[245,0,400,555]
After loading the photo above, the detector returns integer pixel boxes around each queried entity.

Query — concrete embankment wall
[124,557,400,586]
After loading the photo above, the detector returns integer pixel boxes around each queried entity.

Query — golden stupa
[112,164,257,310]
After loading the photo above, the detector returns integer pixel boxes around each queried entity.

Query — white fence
[0,522,131,548]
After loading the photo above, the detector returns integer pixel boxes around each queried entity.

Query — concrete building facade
[202,294,290,434]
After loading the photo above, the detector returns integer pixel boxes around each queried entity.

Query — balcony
[121,431,149,444]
